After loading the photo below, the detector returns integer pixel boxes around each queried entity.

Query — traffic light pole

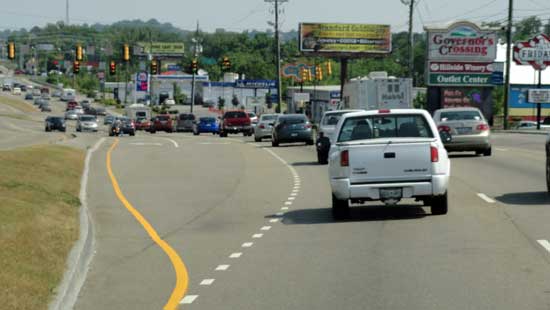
[503,0,513,130]
[190,71,196,113]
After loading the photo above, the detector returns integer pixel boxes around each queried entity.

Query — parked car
[271,114,314,147]
[328,109,451,218]
[316,110,362,164]
[34,98,45,106]
[45,116,66,132]
[176,113,196,132]
[247,112,258,127]
[135,117,152,131]
[12,87,21,95]
[104,115,116,125]
[32,89,41,97]
[433,107,492,156]
[193,117,219,135]
[254,114,279,142]
[150,115,173,133]
[219,110,253,137]
[84,107,98,116]
[163,98,176,106]
[74,107,84,115]
[81,100,91,109]
[76,115,99,132]
[20,85,27,92]
[24,93,33,100]
[2,84,11,91]
[65,110,79,120]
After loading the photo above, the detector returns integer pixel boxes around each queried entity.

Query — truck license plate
[291,133,298,137]
[380,188,403,199]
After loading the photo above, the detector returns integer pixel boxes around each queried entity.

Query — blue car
[193,117,220,135]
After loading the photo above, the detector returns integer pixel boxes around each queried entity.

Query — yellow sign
[299,23,391,54]
[135,42,185,56]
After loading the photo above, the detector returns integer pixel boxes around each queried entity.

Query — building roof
[496,43,550,85]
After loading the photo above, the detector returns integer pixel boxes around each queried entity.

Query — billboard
[299,23,391,55]
[134,42,185,56]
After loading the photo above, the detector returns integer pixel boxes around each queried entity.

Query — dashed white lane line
[215,265,230,271]
[290,192,298,196]
[285,201,293,205]
[270,219,280,223]
[495,148,509,152]
[242,242,254,248]
[229,252,242,258]
[477,193,496,204]
[261,226,272,231]
[180,295,198,304]
[275,212,284,216]
[292,189,299,193]
[253,234,263,238]
[281,207,289,211]
[538,240,550,253]
[200,279,215,286]
[288,197,296,201]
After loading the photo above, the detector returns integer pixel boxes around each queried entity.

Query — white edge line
[164,138,179,148]
[477,193,496,204]
[538,240,550,253]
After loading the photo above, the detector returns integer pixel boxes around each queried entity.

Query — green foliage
[514,16,542,41]
[492,86,504,116]
[218,96,225,110]
[413,92,427,109]
[101,98,117,106]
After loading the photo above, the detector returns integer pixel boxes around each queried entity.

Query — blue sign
[136,72,148,92]
[490,71,504,85]
[330,91,341,99]
[167,64,182,71]
[509,84,550,108]
[202,82,236,87]
[235,80,277,89]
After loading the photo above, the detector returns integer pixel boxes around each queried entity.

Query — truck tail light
[340,150,349,167]
[431,146,439,163]
[378,109,391,114]
[438,125,451,132]
[476,124,490,131]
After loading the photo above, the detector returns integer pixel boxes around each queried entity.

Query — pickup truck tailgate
[348,141,433,184]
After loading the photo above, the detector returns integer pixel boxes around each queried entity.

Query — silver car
[76,115,99,132]
[254,114,279,142]
[65,110,79,120]
[433,107,491,156]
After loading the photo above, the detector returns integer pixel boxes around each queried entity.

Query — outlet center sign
[425,21,497,86]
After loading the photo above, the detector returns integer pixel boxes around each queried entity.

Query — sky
[0,0,549,33]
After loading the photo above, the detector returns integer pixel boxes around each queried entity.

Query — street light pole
[503,0,513,130]
[408,0,415,83]
[265,0,288,113]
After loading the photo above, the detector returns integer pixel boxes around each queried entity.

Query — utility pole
[65,0,70,25]
[401,0,415,83]
[265,0,288,113]
[503,0,513,130]
[190,21,201,114]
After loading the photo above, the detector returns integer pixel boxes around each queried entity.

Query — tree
[218,96,225,110]
[544,19,550,35]
[231,95,239,107]
[514,16,542,41]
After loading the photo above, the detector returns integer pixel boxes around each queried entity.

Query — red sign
[513,34,550,70]
[429,61,494,74]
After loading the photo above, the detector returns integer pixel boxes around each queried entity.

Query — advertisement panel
[136,72,148,92]
[134,42,185,56]
[429,61,494,74]
[513,33,550,70]
[429,73,492,86]
[528,89,550,103]
[440,88,484,107]
[299,23,391,54]
[426,21,497,62]
[509,85,550,108]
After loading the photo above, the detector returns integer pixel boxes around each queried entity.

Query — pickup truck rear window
[225,112,247,118]
[338,114,434,142]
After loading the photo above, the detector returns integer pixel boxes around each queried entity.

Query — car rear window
[179,114,195,120]
[225,111,247,118]
[440,110,482,121]
[261,115,277,121]
[279,116,307,124]
[158,115,171,121]
[338,114,434,142]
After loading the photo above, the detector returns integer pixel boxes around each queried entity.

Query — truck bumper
[331,175,449,200]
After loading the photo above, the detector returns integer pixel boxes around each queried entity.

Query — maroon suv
[219,110,253,137]
[150,114,174,133]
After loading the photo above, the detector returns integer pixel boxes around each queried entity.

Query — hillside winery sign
[425,21,498,86]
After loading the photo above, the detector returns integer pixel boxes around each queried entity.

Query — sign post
[513,33,550,130]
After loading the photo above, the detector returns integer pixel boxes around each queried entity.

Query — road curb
[49,138,105,310]
[493,130,549,136]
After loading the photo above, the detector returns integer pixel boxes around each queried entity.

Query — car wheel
[475,150,483,156]
[332,194,349,219]
[130,132,135,136]
[254,137,261,142]
[430,192,448,215]
[483,147,492,157]
[272,139,279,147]
[150,130,156,134]
[194,131,199,136]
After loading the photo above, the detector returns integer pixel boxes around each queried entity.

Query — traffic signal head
[315,66,323,81]
[150,60,158,75]
[326,61,332,76]
[7,42,15,60]
[123,44,130,62]
[222,56,231,72]
[109,61,116,75]
[76,45,83,61]
[73,61,80,74]
[307,68,313,81]
[191,59,198,74]
[300,67,308,82]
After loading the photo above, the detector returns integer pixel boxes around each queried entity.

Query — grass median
[0,145,85,310]
[0,94,37,113]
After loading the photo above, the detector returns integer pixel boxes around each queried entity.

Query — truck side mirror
[439,130,452,143]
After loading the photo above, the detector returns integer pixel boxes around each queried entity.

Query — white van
[61,88,76,101]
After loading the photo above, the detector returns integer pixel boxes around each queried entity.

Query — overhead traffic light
[109,61,116,75]
[221,56,231,72]
[150,59,158,75]
[76,45,83,61]
[306,68,313,82]
[73,61,80,74]
[325,61,332,76]
[190,59,198,74]
[300,67,308,82]
[315,66,323,81]
[7,42,15,60]
[123,44,130,62]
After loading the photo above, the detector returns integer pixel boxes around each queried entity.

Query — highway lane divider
[106,138,189,310]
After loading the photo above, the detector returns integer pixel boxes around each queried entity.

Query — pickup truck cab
[329,109,451,217]
[219,110,253,137]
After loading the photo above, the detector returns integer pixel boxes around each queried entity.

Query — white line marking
[477,193,496,204]
[495,148,509,152]
[275,212,284,216]
[290,192,298,196]
[215,265,230,271]
[292,189,299,193]
[288,197,296,201]
[180,295,198,304]
[253,234,263,238]
[199,142,231,145]
[261,226,272,231]
[285,201,293,205]
[161,138,179,148]
[293,186,300,190]
[230,252,242,258]
[538,240,550,253]
[200,279,215,286]
[270,219,279,223]
[281,207,289,211]
[129,142,163,146]
[242,242,253,248]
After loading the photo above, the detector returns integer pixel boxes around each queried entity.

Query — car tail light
[340,150,349,167]
[431,146,439,163]
[476,124,490,131]
[438,125,451,132]
[305,123,312,129]
[259,124,265,129]
[378,109,391,114]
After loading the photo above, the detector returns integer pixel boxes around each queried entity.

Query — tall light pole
[190,21,202,114]
[66,0,70,25]
[503,0,513,130]
[265,0,288,113]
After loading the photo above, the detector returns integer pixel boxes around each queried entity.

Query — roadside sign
[293,92,310,102]
[528,89,550,103]
[247,96,265,106]
[428,73,492,86]
[514,34,550,70]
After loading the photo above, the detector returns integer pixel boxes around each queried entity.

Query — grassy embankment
[0,145,85,310]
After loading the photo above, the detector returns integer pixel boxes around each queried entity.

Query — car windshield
[80,116,96,122]
[247,113,256,118]
[50,117,63,123]
[338,114,434,142]
[440,110,482,121]
[225,111,247,118]
[322,112,348,126]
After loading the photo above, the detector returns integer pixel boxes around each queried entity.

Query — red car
[135,118,152,131]
[66,101,78,111]
[150,115,173,133]
[219,110,253,137]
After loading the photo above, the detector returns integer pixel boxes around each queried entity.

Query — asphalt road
[66,130,550,310]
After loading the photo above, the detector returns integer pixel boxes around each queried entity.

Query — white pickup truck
[328,109,451,217]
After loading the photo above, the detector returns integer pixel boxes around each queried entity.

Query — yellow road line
[106,138,189,310]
